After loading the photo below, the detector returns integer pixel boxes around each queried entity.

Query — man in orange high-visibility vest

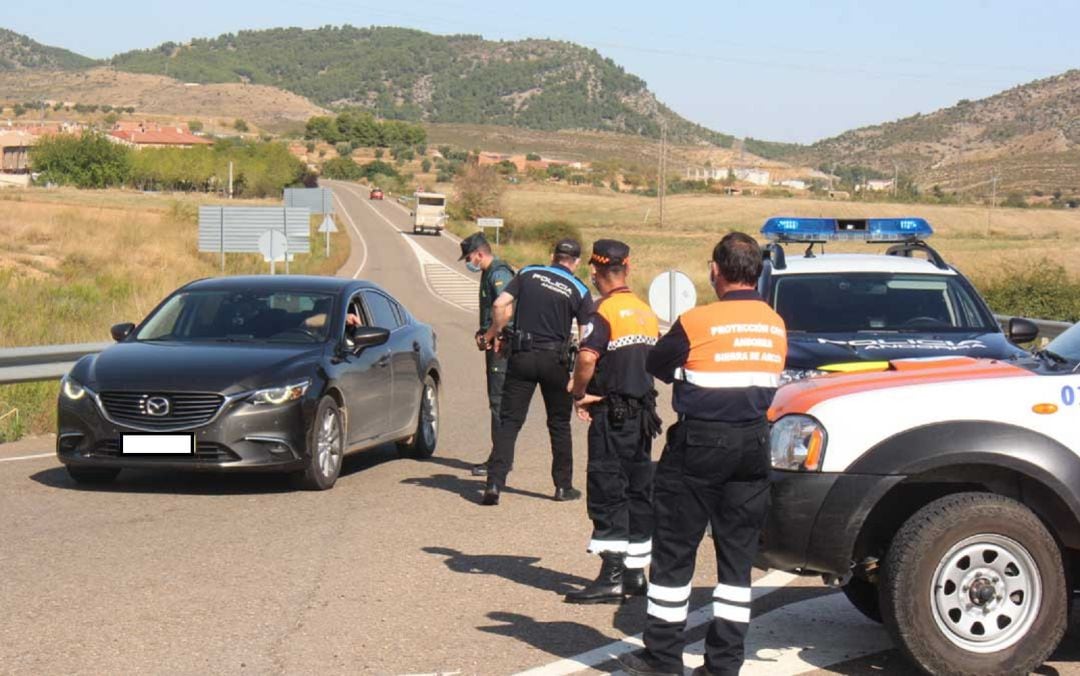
[619,232,787,676]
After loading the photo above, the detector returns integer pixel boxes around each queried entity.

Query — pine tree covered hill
[0,28,97,71]
[108,25,733,145]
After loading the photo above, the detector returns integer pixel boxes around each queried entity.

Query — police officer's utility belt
[678,415,768,430]
[594,391,663,438]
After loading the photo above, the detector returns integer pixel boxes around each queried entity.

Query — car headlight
[248,379,311,406]
[779,368,828,386]
[60,375,89,401]
[770,415,826,471]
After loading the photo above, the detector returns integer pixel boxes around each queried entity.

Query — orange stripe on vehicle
[769,358,1034,419]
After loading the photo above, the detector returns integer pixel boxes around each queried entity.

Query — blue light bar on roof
[761,217,933,242]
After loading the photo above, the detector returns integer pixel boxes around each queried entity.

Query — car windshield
[135,290,335,343]
[772,273,996,333]
[1044,324,1080,363]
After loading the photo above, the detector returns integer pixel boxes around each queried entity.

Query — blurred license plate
[121,435,193,454]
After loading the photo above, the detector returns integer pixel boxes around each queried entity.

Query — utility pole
[892,162,899,198]
[987,168,998,236]
[228,161,233,199]
[658,120,667,228]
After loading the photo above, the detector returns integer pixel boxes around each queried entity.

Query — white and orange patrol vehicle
[761,322,1080,674]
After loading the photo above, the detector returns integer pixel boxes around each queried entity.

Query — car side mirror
[1008,317,1039,344]
[348,326,390,352]
[110,322,135,342]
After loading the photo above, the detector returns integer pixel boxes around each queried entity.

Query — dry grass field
[0,187,349,440]
[458,184,1080,303]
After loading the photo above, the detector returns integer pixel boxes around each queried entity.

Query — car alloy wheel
[316,405,343,480]
[420,380,438,450]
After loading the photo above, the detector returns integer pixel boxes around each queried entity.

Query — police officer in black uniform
[565,239,662,604]
[458,232,515,476]
[480,238,593,506]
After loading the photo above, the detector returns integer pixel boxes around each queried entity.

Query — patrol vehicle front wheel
[880,492,1067,676]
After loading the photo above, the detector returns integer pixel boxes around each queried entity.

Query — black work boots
[566,552,644,604]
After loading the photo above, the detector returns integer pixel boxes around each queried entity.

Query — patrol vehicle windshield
[773,273,997,334]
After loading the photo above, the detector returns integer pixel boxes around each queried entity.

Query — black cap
[553,238,581,258]
[458,232,489,260]
[590,239,630,266]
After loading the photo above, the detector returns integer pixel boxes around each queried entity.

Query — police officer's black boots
[564,552,626,604]
[623,567,647,596]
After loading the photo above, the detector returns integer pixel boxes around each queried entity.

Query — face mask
[466,261,481,273]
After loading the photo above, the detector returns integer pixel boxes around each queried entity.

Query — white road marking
[684,592,891,675]
[336,182,478,314]
[0,452,54,463]
[331,189,369,278]
[513,570,799,676]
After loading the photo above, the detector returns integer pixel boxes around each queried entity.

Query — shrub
[453,164,504,220]
[421,158,432,173]
[526,152,541,161]
[977,260,1080,322]
[234,119,249,132]
[320,157,363,180]
[187,119,204,132]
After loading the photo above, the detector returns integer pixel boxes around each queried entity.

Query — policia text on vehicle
[480,238,594,505]
[619,233,788,676]
[565,239,662,604]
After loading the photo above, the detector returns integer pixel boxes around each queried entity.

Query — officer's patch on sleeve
[581,321,595,341]
[494,280,505,289]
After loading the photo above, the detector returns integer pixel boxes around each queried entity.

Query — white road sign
[258,229,288,263]
[649,270,697,323]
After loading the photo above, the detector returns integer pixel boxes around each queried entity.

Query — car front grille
[90,439,239,462]
[98,392,225,430]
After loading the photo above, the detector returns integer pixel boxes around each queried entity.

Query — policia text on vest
[480,238,594,506]
[565,239,663,605]
[619,232,787,676]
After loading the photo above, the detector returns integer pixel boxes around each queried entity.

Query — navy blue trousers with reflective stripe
[644,419,771,675]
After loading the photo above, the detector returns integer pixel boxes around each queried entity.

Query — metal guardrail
[0,342,111,385]
[0,318,1073,387]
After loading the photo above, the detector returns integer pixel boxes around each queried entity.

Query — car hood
[785,330,1024,370]
[76,341,325,394]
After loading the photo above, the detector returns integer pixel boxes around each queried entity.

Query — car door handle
[376,354,391,368]
[412,341,421,352]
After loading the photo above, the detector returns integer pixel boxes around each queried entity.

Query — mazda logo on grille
[144,396,171,417]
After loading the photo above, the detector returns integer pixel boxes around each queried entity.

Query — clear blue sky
[7,0,1076,143]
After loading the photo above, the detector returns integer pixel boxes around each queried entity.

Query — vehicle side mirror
[348,326,390,351]
[110,322,135,342]
[1008,317,1039,344]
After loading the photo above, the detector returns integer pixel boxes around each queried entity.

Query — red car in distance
[369,188,384,200]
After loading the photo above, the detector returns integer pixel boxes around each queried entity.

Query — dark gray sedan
[57,276,441,490]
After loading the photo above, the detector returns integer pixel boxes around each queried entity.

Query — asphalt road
[2,181,1078,675]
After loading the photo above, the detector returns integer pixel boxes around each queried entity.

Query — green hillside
[0,28,96,71]
[109,25,732,145]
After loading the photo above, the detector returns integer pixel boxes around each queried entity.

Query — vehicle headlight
[248,379,311,405]
[779,368,828,386]
[770,415,826,471]
[60,375,88,401]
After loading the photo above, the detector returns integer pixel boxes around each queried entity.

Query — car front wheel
[296,396,344,490]
[398,375,438,459]
[880,492,1067,675]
